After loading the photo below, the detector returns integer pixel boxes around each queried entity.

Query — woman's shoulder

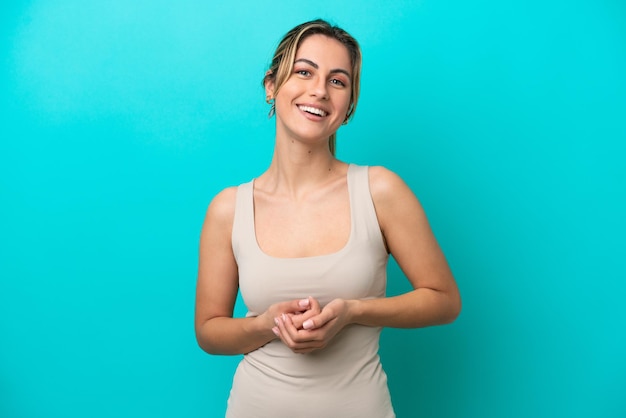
[204,186,239,227]
[365,164,423,213]
[365,165,411,199]
[363,165,426,237]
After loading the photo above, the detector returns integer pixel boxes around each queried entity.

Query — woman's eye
[330,79,346,87]
[296,70,310,76]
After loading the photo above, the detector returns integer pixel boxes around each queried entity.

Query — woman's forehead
[295,34,352,69]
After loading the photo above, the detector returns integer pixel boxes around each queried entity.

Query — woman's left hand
[273,298,354,354]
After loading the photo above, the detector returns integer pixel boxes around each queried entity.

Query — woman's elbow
[195,321,220,355]
[443,292,462,324]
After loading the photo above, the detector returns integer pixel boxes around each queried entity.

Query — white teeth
[298,105,327,117]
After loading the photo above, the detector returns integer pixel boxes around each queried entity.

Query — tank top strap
[347,164,387,249]
[231,180,255,261]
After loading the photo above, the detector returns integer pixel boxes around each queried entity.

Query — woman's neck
[257,137,345,200]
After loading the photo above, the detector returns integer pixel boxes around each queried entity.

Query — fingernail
[303,319,314,330]
[272,327,279,336]
[298,298,310,308]
[281,313,287,322]
[274,317,280,326]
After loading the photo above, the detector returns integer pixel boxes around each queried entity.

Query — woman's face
[267,34,352,146]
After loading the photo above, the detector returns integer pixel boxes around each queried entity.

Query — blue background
[1,1,625,417]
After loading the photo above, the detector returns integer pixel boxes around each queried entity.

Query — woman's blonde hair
[263,19,362,156]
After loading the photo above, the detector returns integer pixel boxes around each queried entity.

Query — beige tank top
[226,164,395,418]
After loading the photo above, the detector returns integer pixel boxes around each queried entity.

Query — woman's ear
[264,70,275,99]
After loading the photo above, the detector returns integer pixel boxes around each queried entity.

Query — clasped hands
[265,297,352,354]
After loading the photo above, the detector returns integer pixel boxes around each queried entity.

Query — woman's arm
[273,166,461,353]
[349,165,461,327]
[195,187,270,355]
[195,187,317,355]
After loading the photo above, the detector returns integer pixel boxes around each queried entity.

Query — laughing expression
[267,34,352,147]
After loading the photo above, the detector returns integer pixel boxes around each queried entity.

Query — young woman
[195,19,461,417]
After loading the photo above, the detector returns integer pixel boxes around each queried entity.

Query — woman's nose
[309,77,329,99]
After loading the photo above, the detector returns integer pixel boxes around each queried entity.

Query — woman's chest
[254,191,351,258]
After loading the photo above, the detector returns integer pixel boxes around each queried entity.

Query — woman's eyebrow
[294,58,352,80]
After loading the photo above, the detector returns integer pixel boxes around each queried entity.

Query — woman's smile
[269,34,352,144]
[297,104,328,118]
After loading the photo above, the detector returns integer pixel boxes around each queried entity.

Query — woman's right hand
[257,297,322,337]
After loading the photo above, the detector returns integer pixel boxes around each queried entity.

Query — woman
[195,19,461,417]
